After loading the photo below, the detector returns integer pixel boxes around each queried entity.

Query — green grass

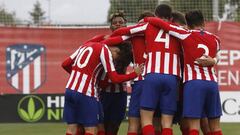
[0,122,239,135]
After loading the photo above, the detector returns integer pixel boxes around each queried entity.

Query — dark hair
[185,10,204,29]
[109,11,127,23]
[115,42,133,74]
[155,4,172,20]
[172,11,187,26]
[138,11,155,22]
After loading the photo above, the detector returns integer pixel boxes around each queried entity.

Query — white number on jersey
[197,44,209,55]
[73,47,93,68]
[154,29,170,49]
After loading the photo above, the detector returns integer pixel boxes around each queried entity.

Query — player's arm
[100,35,130,46]
[108,64,143,83]
[100,45,143,83]
[84,34,106,43]
[144,17,190,40]
[111,23,148,37]
[61,48,80,74]
[195,38,221,66]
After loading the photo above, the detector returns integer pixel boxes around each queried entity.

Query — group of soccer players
[62,3,223,135]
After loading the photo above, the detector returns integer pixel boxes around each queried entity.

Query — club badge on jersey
[6,44,46,94]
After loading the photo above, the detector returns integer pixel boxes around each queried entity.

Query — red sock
[189,129,199,135]
[142,125,155,135]
[66,133,72,135]
[161,128,173,135]
[211,131,222,135]
[180,128,189,135]
[155,130,161,135]
[97,131,105,135]
[84,133,94,135]
[128,132,138,135]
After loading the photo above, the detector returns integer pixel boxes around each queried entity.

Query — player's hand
[195,55,216,67]
[134,64,144,76]
[103,35,110,39]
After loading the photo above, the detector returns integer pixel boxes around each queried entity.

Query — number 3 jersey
[144,17,220,83]
[63,42,137,98]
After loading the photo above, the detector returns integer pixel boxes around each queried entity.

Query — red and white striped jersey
[112,22,182,77]
[62,42,137,98]
[145,17,220,82]
[84,34,130,93]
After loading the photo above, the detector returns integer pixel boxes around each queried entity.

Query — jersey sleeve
[111,23,148,37]
[100,45,116,72]
[100,36,130,46]
[84,34,106,43]
[214,36,221,64]
[144,17,191,40]
[61,48,80,74]
[107,71,137,83]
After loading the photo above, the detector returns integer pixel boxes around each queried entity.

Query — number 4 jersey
[112,22,182,78]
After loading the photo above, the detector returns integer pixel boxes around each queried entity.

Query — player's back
[182,30,219,65]
[182,30,219,82]
[66,42,114,97]
[144,23,181,76]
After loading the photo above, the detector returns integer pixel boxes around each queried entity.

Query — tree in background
[0,6,16,25]
[29,1,46,25]
[108,0,158,23]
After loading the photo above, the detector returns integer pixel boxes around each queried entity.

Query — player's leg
[200,117,211,135]
[205,81,222,135]
[63,89,78,135]
[104,92,127,135]
[76,124,85,135]
[183,80,206,135]
[128,81,144,135]
[140,73,161,135]
[159,74,178,135]
[97,101,105,135]
[75,92,99,135]
[179,118,189,135]
[99,91,111,134]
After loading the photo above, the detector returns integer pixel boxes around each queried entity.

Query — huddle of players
[62,3,222,135]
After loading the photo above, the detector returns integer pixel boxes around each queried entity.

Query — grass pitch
[0,122,239,135]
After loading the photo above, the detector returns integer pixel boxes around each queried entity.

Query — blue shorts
[183,80,222,118]
[63,89,99,127]
[100,91,127,123]
[128,81,144,117]
[140,73,178,115]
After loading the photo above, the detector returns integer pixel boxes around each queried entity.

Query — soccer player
[76,12,131,135]
[127,11,157,135]
[111,4,182,135]
[99,42,133,135]
[144,10,222,135]
[62,39,143,135]
[171,11,215,135]
[99,12,129,135]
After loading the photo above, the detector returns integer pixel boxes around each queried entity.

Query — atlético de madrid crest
[6,44,46,94]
